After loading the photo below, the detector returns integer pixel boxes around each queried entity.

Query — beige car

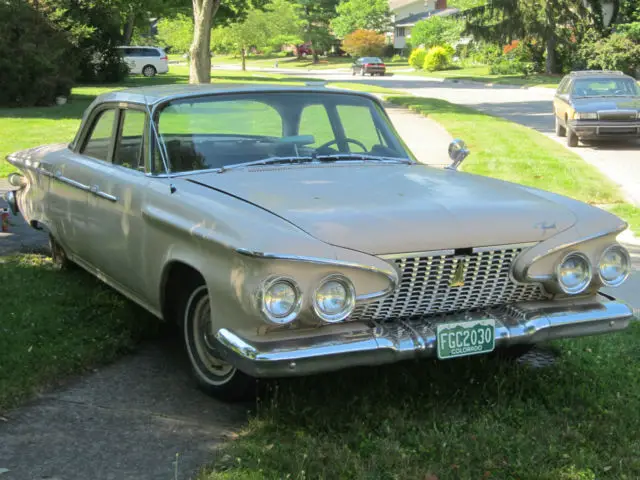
[4,84,635,401]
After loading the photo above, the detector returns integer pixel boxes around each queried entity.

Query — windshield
[156,92,411,173]
[572,78,640,97]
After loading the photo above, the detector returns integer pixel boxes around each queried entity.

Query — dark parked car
[553,70,640,147]
[351,57,386,76]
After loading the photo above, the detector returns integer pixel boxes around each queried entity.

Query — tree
[188,0,271,83]
[342,29,386,57]
[410,16,464,49]
[296,0,340,62]
[226,1,302,70]
[330,0,391,38]
[156,14,193,53]
[464,0,599,74]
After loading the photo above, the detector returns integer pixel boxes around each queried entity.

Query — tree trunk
[123,14,135,45]
[241,48,247,71]
[545,34,557,74]
[312,49,319,64]
[189,0,221,84]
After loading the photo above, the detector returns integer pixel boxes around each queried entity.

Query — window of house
[396,27,406,37]
[81,109,115,161]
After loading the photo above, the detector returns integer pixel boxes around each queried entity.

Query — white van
[117,46,169,77]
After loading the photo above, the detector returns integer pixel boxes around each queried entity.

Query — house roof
[395,8,460,26]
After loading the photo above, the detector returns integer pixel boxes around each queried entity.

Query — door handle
[90,185,118,202]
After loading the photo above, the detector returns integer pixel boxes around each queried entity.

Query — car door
[554,79,572,125]
[81,106,152,299]
[46,106,118,260]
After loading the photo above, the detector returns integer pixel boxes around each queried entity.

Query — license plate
[436,319,495,360]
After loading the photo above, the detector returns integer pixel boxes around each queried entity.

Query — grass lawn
[199,322,640,480]
[609,204,640,236]
[398,65,562,89]
[0,255,156,412]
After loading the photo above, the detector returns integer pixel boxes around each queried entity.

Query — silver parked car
[4,84,635,400]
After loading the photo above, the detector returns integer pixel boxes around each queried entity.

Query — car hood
[187,164,577,255]
[572,96,640,111]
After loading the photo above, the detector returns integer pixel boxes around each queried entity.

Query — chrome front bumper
[215,296,635,378]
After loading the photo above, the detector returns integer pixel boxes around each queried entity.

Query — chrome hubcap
[192,293,234,379]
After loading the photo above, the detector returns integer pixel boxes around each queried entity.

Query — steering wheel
[317,137,368,153]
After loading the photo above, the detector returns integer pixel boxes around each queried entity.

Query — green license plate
[436,319,495,360]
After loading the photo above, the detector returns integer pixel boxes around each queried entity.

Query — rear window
[362,57,383,63]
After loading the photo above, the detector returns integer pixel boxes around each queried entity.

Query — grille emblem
[449,259,466,287]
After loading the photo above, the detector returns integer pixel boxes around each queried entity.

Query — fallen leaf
[604,466,612,472]
[0,468,10,475]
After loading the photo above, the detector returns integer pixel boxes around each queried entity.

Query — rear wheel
[142,65,157,77]
[181,282,254,402]
[49,234,73,270]
[555,114,566,137]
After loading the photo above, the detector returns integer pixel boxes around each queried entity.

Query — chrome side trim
[94,190,118,202]
[235,249,398,302]
[215,297,634,378]
[54,172,90,192]
[522,225,627,281]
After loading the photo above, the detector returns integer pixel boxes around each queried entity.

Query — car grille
[598,111,638,122]
[350,246,549,322]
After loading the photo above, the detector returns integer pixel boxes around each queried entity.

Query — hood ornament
[446,139,470,171]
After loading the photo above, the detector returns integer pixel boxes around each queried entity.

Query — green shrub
[0,0,77,106]
[489,59,535,76]
[408,47,427,69]
[581,32,640,76]
[423,46,452,72]
[391,54,405,62]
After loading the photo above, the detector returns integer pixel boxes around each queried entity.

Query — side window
[299,105,335,147]
[337,105,386,151]
[81,109,115,161]
[146,49,161,57]
[114,110,146,170]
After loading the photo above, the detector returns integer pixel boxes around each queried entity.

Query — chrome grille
[351,246,549,322]
[597,111,637,122]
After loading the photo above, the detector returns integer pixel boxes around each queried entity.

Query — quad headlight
[313,274,356,323]
[598,244,631,287]
[556,252,592,295]
[260,276,302,325]
[574,112,598,120]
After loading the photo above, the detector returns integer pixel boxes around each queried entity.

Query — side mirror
[446,139,470,171]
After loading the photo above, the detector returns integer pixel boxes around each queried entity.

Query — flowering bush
[423,46,452,72]
[408,47,427,69]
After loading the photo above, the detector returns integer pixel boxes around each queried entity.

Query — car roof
[566,70,634,80]
[91,83,375,107]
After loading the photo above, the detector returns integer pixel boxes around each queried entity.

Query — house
[390,0,460,51]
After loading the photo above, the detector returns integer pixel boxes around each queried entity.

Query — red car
[351,57,386,76]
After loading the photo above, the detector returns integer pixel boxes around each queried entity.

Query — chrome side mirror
[446,139,470,171]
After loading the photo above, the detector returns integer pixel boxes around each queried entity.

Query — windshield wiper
[218,153,413,173]
[218,156,315,173]
[315,153,413,164]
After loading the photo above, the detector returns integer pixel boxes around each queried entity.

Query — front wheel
[182,283,255,401]
[567,128,579,147]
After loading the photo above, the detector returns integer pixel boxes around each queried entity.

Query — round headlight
[260,277,301,325]
[598,245,631,287]
[313,275,356,323]
[556,252,592,294]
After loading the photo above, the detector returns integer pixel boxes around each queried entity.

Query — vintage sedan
[4,84,635,401]
[553,70,640,147]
